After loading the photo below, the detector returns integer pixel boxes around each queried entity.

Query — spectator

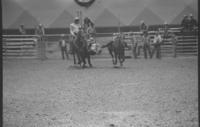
[59,34,69,60]
[188,14,197,31]
[35,24,45,35]
[19,24,26,35]
[181,15,190,32]
[140,20,148,33]
[151,31,163,59]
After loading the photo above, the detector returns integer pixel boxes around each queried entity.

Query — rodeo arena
[2,0,199,127]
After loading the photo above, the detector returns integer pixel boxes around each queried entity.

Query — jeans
[151,44,161,59]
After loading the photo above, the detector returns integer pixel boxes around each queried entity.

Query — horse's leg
[108,47,114,64]
[118,53,123,66]
[111,51,115,64]
[86,50,92,67]
[73,52,76,64]
[82,56,86,68]
[113,51,117,65]
[87,54,92,67]
[79,50,86,68]
[120,49,125,66]
[76,51,81,65]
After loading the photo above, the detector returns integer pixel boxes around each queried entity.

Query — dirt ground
[3,56,198,127]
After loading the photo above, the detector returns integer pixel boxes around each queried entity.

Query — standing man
[131,33,137,59]
[19,24,26,35]
[151,31,163,59]
[59,34,69,60]
[163,22,169,39]
[170,32,178,58]
[36,24,47,60]
[136,33,144,57]
[142,31,152,59]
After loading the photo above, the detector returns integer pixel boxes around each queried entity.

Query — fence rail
[2,29,198,59]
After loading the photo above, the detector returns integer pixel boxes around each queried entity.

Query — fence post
[37,35,47,60]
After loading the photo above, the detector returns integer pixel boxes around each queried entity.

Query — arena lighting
[74,0,95,7]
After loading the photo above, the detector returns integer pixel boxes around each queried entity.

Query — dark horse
[102,36,127,66]
[70,30,92,68]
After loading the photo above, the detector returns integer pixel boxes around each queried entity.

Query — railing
[2,28,198,59]
[3,35,39,59]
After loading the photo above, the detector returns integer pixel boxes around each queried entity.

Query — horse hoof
[89,64,93,67]
[82,64,87,68]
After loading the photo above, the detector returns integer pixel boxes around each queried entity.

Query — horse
[71,30,92,68]
[102,35,128,66]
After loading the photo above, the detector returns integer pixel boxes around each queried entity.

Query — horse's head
[75,30,87,49]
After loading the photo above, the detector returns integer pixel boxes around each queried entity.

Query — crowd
[130,30,178,59]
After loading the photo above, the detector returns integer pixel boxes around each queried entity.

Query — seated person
[188,14,197,31]
[140,20,148,33]
[19,24,26,35]
[181,15,190,31]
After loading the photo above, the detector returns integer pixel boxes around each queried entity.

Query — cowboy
[130,33,138,59]
[59,34,69,60]
[136,33,144,57]
[19,24,26,35]
[151,31,163,59]
[70,17,81,37]
[142,31,152,59]
[36,24,47,60]
[69,17,81,53]
[84,17,95,39]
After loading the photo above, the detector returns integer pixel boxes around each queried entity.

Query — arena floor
[3,56,198,127]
